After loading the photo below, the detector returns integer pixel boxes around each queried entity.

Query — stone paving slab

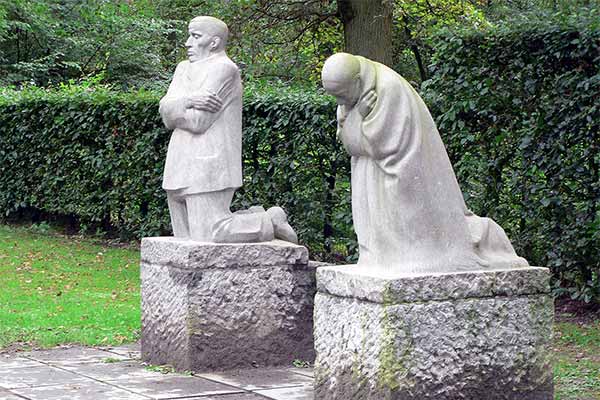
[22,347,130,365]
[11,381,149,400]
[0,355,45,370]
[0,345,315,400]
[196,367,313,390]
[255,386,313,400]
[287,368,313,378]
[108,375,243,399]
[101,344,142,360]
[0,364,90,389]
[59,360,159,381]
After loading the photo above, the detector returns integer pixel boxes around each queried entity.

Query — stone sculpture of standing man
[159,16,296,243]
[321,53,528,273]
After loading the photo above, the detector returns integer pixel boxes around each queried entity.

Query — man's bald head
[321,53,362,107]
[189,16,229,49]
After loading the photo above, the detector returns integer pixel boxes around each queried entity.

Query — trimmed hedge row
[422,12,600,301]
[0,85,353,259]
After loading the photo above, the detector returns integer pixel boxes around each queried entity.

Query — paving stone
[196,367,313,390]
[0,355,45,370]
[185,395,265,400]
[0,390,26,400]
[60,360,159,381]
[0,364,90,389]
[0,346,316,399]
[12,381,149,400]
[287,367,314,379]
[254,386,313,400]
[22,347,128,365]
[102,344,141,360]
[108,375,244,399]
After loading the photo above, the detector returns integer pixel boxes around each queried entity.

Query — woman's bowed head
[322,53,377,119]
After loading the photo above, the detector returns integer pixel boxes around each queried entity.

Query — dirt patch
[555,298,600,325]
[0,342,35,355]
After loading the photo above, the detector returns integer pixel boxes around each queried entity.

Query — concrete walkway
[0,344,314,400]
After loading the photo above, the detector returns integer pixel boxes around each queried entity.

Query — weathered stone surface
[314,266,554,400]
[141,237,308,270]
[317,265,550,304]
[141,238,315,371]
[1,346,316,399]
[141,263,192,369]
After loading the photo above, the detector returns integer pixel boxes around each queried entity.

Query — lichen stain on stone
[377,294,415,393]
[527,295,555,386]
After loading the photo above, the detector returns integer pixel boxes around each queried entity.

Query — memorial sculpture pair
[160,16,526,273]
[143,15,553,399]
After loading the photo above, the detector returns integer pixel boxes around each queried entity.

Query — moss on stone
[377,287,414,392]
[382,283,396,305]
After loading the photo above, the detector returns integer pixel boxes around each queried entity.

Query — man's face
[185,23,218,62]
[322,78,361,107]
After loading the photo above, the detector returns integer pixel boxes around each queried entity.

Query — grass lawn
[554,317,600,399]
[0,224,599,399]
[0,224,140,348]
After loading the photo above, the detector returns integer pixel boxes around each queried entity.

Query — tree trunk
[404,24,427,81]
[337,0,393,66]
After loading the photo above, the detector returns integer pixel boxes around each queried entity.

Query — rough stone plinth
[141,237,315,371]
[314,265,554,400]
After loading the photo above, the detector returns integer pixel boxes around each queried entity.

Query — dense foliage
[0,0,495,87]
[422,10,600,301]
[0,0,174,88]
[0,84,354,260]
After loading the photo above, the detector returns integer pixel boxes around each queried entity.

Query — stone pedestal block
[141,237,315,371]
[314,265,554,400]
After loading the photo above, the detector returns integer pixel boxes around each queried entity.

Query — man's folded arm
[186,64,239,134]
[159,62,189,130]
[160,97,189,130]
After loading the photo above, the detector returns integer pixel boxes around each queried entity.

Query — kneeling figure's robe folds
[337,56,528,273]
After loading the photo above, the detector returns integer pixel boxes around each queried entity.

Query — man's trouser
[166,188,274,242]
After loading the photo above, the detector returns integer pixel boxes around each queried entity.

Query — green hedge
[422,11,600,301]
[0,84,354,259]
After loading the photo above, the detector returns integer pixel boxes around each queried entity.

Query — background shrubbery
[423,11,600,301]
[0,11,598,300]
[0,84,354,260]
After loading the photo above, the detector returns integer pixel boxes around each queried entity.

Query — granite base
[314,265,554,400]
[141,237,315,371]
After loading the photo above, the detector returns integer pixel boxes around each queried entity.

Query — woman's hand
[358,90,377,118]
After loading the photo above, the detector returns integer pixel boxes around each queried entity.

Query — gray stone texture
[317,265,551,303]
[141,237,315,371]
[314,265,554,400]
[12,381,150,400]
[197,367,314,390]
[0,344,315,400]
